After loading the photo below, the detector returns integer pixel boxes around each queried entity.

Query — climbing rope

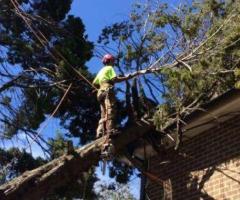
[26,83,73,151]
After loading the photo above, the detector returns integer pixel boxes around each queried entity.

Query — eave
[133,89,240,160]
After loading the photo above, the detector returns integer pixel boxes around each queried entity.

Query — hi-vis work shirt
[93,65,116,86]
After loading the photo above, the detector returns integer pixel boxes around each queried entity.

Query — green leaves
[234,81,240,89]
[234,68,240,89]
[0,148,45,183]
[151,0,240,127]
[153,104,171,131]
[0,0,98,145]
[34,0,72,21]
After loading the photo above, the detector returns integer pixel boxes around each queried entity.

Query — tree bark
[0,120,153,200]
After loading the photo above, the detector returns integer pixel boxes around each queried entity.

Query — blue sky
[69,0,181,74]
[70,0,135,41]
[70,0,136,74]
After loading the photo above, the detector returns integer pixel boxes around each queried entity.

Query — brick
[145,115,240,199]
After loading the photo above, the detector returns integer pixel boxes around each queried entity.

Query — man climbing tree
[93,54,130,157]
[93,54,117,139]
[93,54,119,158]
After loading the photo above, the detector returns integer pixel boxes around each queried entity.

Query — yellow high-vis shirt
[93,65,116,85]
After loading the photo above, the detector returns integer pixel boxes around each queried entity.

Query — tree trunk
[0,120,153,200]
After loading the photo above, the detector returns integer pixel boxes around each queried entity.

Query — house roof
[176,88,240,141]
[133,89,240,160]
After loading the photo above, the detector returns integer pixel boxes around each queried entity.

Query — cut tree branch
[0,120,153,200]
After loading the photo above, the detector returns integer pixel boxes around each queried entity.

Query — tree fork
[0,120,153,200]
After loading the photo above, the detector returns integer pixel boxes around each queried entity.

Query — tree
[0,148,45,185]
[0,0,100,199]
[97,0,240,148]
[0,121,153,200]
[0,0,240,199]
[0,0,98,150]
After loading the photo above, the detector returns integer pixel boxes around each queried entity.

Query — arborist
[93,54,130,157]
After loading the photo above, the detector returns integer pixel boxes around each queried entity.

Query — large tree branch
[0,120,153,200]
[114,57,236,84]
[113,54,196,83]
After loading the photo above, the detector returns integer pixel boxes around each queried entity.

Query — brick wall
[145,115,240,200]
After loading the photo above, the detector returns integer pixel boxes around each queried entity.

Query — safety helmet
[102,54,115,65]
